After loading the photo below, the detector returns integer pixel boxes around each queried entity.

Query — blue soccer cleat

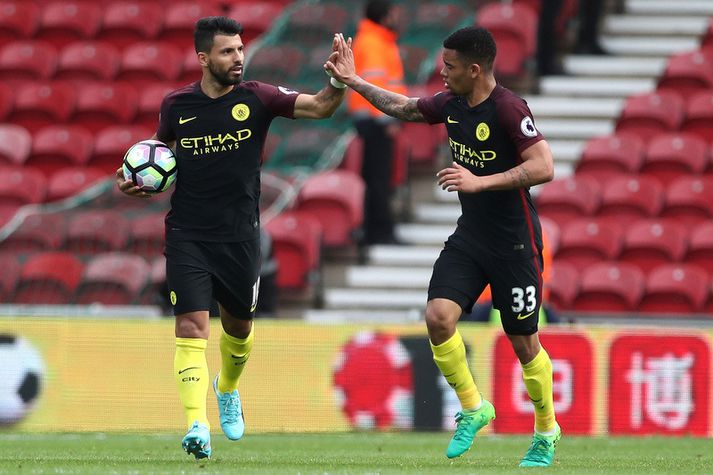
[181,420,211,460]
[213,374,245,440]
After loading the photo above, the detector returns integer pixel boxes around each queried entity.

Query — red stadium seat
[97,1,163,49]
[575,134,645,185]
[56,41,121,81]
[0,40,58,81]
[228,2,284,44]
[161,1,222,50]
[136,83,176,129]
[339,134,363,176]
[0,82,13,120]
[547,260,579,310]
[639,263,709,314]
[179,48,201,83]
[13,252,84,304]
[0,212,65,252]
[46,166,107,202]
[0,124,31,166]
[535,175,601,227]
[10,82,77,133]
[75,252,151,305]
[619,219,688,274]
[127,211,166,258]
[476,2,537,77]
[681,90,713,144]
[0,1,40,47]
[0,167,47,205]
[246,45,305,84]
[574,262,645,312]
[539,216,561,256]
[116,41,183,89]
[36,1,103,49]
[27,125,93,178]
[264,210,323,290]
[296,170,365,248]
[639,132,708,187]
[92,125,153,174]
[556,218,623,269]
[615,91,685,142]
[398,121,443,165]
[281,3,349,46]
[684,222,713,277]
[0,253,21,301]
[657,49,713,101]
[597,175,664,228]
[65,209,130,254]
[71,82,138,133]
[661,175,713,227]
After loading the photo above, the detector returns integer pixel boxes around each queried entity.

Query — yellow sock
[430,329,481,411]
[174,337,210,429]
[217,327,254,393]
[521,348,556,433]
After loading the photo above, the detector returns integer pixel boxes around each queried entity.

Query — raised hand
[324,33,354,86]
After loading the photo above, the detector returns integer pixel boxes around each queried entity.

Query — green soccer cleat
[182,420,211,460]
[445,399,496,459]
[519,423,561,467]
[213,374,245,441]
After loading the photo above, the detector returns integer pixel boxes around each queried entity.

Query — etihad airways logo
[448,137,496,168]
[180,129,252,155]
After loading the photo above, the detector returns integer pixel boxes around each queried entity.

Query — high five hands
[324,33,355,86]
[437,162,483,194]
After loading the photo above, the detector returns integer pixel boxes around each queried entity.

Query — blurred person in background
[116,16,349,460]
[327,26,561,467]
[348,0,407,245]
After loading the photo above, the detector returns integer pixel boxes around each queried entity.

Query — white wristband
[330,77,347,89]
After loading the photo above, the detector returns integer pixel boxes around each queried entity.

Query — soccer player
[116,17,350,459]
[326,27,561,467]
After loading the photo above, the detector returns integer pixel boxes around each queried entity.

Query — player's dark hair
[194,16,244,53]
[443,27,497,72]
[365,0,393,24]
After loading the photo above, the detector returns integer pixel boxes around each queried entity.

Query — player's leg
[166,241,215,459]
[491,255,560,467]
[210,239,260,440]
[426,238,494,458]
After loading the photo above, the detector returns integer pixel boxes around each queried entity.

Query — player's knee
[175,312,210,339]
[425,303,456,335]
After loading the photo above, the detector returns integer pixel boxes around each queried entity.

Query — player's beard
[208,62,242,87]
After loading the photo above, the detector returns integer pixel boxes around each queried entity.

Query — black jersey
[156,81,299,242]
[418,85,545,259]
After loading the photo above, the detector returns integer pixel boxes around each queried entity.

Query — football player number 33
[511,285,536,313]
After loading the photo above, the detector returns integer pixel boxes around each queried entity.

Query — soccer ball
[122,139,177,193]
[0,335,45,425]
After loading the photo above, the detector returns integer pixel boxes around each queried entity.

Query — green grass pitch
[1,432,711,474]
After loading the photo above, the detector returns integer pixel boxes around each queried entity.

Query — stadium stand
[615,91,685,141]
[127,211,166,258]
[264,210,322,291]
[0,40,57,82]
[27,125,94,178]
[0,1,40,47]
[13,251,84,304]
[0,82,12,121]
[639,263,709,314]
[0,124,31,166]
[227,2,284,45]
[661,175,713,226]
[46,166,107,202]
[681,90,713,144]
[75,252,151,305]
[684,221,713,276]
[0,167,47,205]
[71,82,138,133]
[657,47,713,100]
[555,218,623,269]
[535,175,601,227]
[116,41,183,89]
[64,209,130,254]
[639,132,708,187]
[35,1,103,49]
[547,260,579,311]
[56,41,121,81]
[597,175,664,228]
[162,1,223,51]
[96,1,164,49]
[574,133,645,185]
[618,219,688,274]
[0,212,65,252]
[10,82,77,134]
[0,253,21,301]
[296,169,365,248]
[574,262,646,313]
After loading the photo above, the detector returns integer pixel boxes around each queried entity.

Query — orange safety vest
[347,18,407,118]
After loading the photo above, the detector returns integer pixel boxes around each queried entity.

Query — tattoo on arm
[355,82,424,122]
[504,166,531,188]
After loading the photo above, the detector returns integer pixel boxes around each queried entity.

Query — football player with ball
[116,17,350,460]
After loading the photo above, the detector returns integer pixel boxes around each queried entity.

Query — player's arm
[437,140,555,193]
[115,134,177,198]
[325,33,426,122]
[293,85,346,119]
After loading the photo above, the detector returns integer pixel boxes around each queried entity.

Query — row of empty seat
[0,251,164,306]
[549,260,713,315]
